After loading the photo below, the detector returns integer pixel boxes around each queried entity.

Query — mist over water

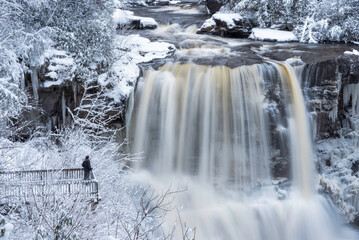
[128,62,358,239]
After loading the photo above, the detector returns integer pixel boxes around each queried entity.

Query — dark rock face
[205,0,223,14]
[302,57,359,139]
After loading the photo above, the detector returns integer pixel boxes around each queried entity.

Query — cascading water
[132,63,270,190]
[274,63,315,198]
[128,61,358,239]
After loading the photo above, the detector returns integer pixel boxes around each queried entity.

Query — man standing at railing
[82,156,93,180]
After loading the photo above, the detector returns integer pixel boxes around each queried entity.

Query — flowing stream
[127,9,359,239]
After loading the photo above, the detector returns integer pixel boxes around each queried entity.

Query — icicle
[20,73,25,91]
[62,90,66,127]
[72,81,77,107]
[46,119,52,132]
[343,83,359,115]
[30,66,39,102]
[329,105,338,122]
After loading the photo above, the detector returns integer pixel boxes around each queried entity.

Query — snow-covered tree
[226,0,359,42]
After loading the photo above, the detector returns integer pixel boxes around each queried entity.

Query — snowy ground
[249,28,298,42]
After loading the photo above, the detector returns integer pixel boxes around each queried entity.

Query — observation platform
[0,168,100,204]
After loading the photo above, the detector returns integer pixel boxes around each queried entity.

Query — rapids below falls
[125,5,359,240]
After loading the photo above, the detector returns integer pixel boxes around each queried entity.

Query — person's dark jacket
[82,159,92,171]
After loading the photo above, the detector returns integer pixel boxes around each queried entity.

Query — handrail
[0,168,86,182]
[0,168,100,203]
[0,168,84,174]
[0,179,98,185]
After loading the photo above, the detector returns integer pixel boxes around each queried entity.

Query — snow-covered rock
[249,28,298,42]
[41,48,76,88]
[198,13,253,38]
[115,34,176,64]
[344,49,359,56]
[99,35,175,101]
[113,9,158,30]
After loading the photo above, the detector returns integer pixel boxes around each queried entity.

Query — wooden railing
[0,169,100,204]
[0,168,85,182]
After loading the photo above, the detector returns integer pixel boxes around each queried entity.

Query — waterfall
[128,62,358,240]
[132,63,270,190]
[274,63,315,198]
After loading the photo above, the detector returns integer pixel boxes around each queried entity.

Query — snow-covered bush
[296,17,329,43]
[229,0,298,28]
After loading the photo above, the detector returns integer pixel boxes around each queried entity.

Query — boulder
[198,13,253,38]
[114,9,158,30]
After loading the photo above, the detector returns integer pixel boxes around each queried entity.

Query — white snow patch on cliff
[98,35,175,101]
[41,48,76,88]
[249,28,298,42]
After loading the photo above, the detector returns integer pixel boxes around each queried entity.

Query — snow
[317,137,359,222]
[200,18,216,30]
[42,79,65,88]
[138,17,158,28]
[113,0,123,8]
[316,88,359,222]
[212,13,244,29]
[113,9,158,29]
[43,48,68,58]
[249,28,298,42]
[115,34,175,65]
[344,49,359,56]
[148,6,202,15]
[0,221,14,240]
[113,9,134,25]
[41,48,76,88]
[51,57,74,66]
[199,13,247,32]
[98,35,175,101]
